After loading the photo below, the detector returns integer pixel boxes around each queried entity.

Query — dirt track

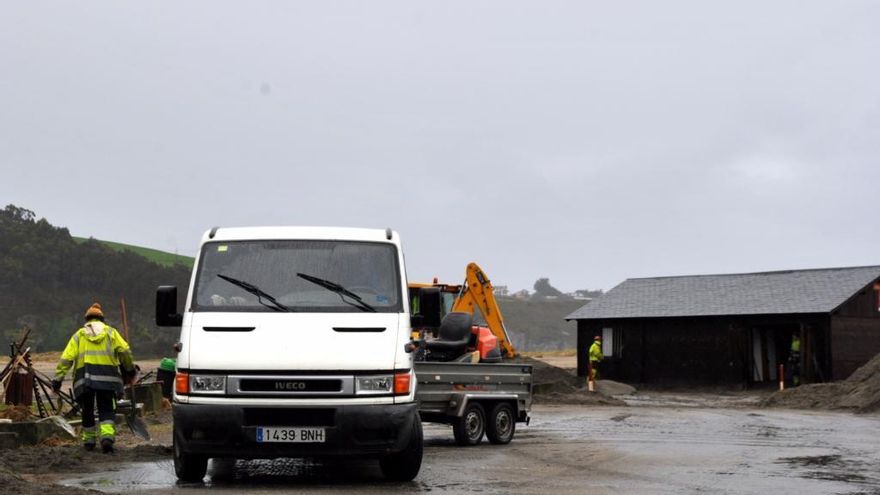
[32,399,879,495]
[9,355,880,494]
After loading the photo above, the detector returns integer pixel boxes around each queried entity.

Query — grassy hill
[479,298,584,352]
[73,237,194,269]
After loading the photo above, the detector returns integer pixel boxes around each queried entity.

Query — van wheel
[174,432,208,482]
[380,415,423,481]
[486,403,516,444]
[453,402,485,446]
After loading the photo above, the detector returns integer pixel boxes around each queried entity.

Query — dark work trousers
[79,389,116,429]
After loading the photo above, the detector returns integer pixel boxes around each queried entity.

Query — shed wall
[830,280,880,380]
[577,314,829,387]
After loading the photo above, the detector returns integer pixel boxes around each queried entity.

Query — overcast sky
[2,1,878,292]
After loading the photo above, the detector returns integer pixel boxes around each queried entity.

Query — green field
[73,237,194,268]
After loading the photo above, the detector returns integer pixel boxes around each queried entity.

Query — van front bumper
[172,402,417,459]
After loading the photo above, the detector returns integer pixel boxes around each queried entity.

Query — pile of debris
[514,356,630,406]
[763,351,880,413]
[1,327,80,420]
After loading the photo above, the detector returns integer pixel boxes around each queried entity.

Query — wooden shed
[567,266,880,387]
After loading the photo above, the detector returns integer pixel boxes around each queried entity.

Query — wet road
[63,403,880,494]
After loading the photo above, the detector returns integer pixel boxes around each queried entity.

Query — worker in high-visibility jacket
[789,332,802,387]
[589,335,603,381]
[52,303,136,453]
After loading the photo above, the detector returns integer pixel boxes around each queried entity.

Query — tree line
[0,204,190,358]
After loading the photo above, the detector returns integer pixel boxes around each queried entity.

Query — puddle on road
[621,393,764,408]
[61,457,412,493]
[777,454,874,485]
[62,460,177,492]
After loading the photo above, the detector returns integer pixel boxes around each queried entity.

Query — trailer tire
[453,402,485,446]
[486,403,516,444]
[380,415,423,481]
[173,433,208,483]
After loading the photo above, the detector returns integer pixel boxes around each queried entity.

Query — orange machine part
[470,326,498,360]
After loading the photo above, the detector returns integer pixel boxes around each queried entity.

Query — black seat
[425,312,473,361]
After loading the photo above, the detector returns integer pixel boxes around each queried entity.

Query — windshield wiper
[296,273,377,312]
[217,274,292,312]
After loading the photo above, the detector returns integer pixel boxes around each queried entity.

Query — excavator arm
[451,262,517,358]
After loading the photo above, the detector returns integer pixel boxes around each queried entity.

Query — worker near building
[589,335,603,381]
[52,303,136,453]
[789,331,801,387]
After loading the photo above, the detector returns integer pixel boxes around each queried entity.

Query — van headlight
[355,375,393,395]
[190,375,227,394]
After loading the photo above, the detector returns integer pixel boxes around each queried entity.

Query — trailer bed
[414,361,533,445]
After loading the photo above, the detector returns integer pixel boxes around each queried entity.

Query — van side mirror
[156,286,183,327]
[413,287,442,329]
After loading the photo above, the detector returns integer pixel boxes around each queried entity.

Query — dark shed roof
[567,266,880,320]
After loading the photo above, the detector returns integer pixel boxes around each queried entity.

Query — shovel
[121,297,151,440]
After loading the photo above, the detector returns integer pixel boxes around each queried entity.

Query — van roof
[201,226,398,244]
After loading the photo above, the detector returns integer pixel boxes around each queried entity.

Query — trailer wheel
[380,415,423,481]
[453,402,485,446]
[173,431,208,483]
[486,403,516,445]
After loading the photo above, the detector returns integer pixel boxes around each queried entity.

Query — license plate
[256,427,326,443]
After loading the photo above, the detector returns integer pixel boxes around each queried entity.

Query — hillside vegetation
[0,205,190,357]
[73,237,194,269]
[497,298,582,351]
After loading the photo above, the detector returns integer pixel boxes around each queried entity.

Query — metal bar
[32,377,47,418]
[35,375,60,415]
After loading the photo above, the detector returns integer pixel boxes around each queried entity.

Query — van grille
[239,378,342,393]
[243,408,336,427]
[226,375,355,396]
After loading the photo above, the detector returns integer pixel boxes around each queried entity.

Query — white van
[156,226,430,482]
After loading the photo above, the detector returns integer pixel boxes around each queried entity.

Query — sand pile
[763,351,880,413]
[512,356,628,406]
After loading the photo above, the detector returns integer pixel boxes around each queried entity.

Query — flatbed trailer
[414,361,533,446]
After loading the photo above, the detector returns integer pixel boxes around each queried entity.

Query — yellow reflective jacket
[55,320,135,398]
[589,341,603,362]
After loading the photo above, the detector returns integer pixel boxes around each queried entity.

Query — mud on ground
[1,443,171,495]
[1,407,173,495]
[1,357,624,494]
[514,356,628,406]
[763,351,880,413]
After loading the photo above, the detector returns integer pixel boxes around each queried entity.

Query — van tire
[486,403,516,444]
[380,415,423,481]
[453,402,485,446]
[174,433,208,483]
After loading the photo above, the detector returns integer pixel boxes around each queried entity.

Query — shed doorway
[750,324,798,383]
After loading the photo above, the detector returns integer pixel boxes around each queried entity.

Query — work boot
[83,441,96,452]
[100,438,115,454]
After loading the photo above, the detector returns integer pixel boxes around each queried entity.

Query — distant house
[566,266,880,387]
[569,290,596,301]
[511,289,530,299]
[494,285,509,297]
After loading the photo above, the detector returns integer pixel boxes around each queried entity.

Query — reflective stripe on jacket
[55,321,135,398]
[589,341,603,363]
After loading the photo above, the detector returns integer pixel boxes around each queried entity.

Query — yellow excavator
[408,262,517,360]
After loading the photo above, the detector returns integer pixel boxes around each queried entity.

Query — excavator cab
[410,262,515,363]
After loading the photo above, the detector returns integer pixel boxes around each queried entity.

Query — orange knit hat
[84,303,104,320]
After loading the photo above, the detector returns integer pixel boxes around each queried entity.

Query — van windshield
[193,240,402,313]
